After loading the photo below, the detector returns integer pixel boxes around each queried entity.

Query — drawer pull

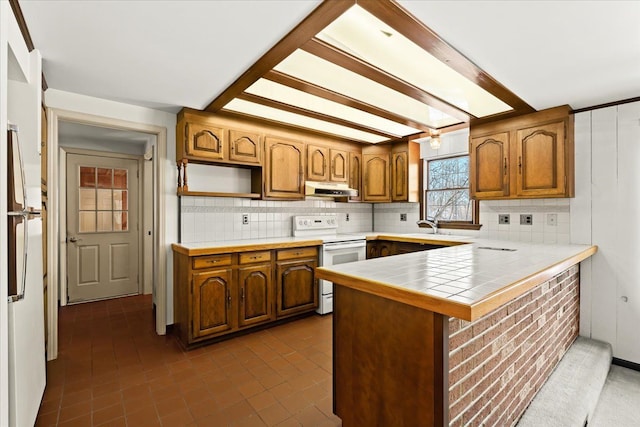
[208,260,219,264]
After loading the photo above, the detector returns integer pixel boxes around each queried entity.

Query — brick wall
[448,265,580,426]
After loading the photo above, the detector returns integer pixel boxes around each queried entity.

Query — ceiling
[19,1,640,144]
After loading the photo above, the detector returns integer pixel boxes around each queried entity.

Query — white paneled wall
[180,198,372,243]
[572,101,640,364]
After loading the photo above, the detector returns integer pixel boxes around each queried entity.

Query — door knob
[68,236,82,243]
[621,296,629,303]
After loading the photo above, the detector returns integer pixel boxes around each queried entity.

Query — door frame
[47,108,167,360]
[61,148,144,305]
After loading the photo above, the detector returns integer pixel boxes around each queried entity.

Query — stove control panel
[293,215,338,232]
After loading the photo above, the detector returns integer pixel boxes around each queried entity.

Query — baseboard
[612,357,640,372]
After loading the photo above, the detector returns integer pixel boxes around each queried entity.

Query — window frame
[419,154,482,230]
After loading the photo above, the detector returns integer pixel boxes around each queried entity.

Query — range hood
[305,181,358,198]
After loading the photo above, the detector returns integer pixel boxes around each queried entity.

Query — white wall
[572,101,640,364]
[44,89,177,323]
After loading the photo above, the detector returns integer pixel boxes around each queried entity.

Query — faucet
[416,218,438,234]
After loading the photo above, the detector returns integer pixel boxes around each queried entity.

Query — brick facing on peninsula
[448,265,580,426]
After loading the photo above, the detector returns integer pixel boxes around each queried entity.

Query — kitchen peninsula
[316,237,596,426]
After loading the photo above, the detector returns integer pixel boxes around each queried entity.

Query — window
[78,166,129,233]
[422,155,481,229]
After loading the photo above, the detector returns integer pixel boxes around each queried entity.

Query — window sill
[418,222,483,231]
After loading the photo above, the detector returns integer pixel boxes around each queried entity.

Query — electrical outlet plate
[547,213,557,226]
[400,213,407,221]
[520,214,533,225]
[346,213,350,222]
[499,214,510,225]
[242,214,249,225]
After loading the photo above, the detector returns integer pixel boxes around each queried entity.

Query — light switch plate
[400,213,407,222]
[547,213,557,226]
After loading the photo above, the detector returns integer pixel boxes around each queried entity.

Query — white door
[66,153,139,303]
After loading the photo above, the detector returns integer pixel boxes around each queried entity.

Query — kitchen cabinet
[173,245,318,348]
[307,144,348,183]
[276,247,318,317]
[192,267,234,339]
[366,241,395,259]
[391,142,420,202]
[470,105,574,199]
[307,144,329,181]
[330,149,348,182]
[348,151,362,201]
[363,148,391,202]
[228,129,262,165]
[264,137,305,199]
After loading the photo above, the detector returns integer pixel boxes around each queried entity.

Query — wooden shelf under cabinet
[177,190,262,199]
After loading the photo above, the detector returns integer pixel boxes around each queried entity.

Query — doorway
[46,109,167,361]
[65,152,141,303]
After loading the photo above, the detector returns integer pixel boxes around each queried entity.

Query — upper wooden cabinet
[470,106,574,200]
[391,142,420,202]
[349,151,362,202]
[264,137,305,200]
[176,110,262,167]
[363,151,391,202]
[307,144,329,181]
[306,145,349,183]
[330,149,348,182]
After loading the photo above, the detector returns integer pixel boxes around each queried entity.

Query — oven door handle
[323,242,366,251]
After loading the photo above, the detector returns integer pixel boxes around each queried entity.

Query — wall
[448,265,579,426]
[572,101,640,364]
[180,197,372,243]
[44,89,178,323]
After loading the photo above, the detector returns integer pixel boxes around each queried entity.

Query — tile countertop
[316,236,597,321]
[172,236,323,256]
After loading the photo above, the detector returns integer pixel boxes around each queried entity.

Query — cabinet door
[391,151,408,201]
[264,138,305,199]
[238,264,273,328]
[307,144,329,181]
[229,129,261,165]
[470,132,510,199]
[330,149,348,182]
[276,259,318,317]
[378,241,394,257]
[366,241,379,259]
[363,153,391,202]
[348,151,362,201]
[192,268,234,339]
[185,122,227,161]
[515,121,566,197]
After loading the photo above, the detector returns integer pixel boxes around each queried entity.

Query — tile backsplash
[477,199,571,244]
[373,203,422,233]
[180,197,373,243]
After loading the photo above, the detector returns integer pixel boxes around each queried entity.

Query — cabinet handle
[207,259,219,264]
[227,292,232,307]
[504,157,507,176]
[241,288,245,300]
[518,156,522,174]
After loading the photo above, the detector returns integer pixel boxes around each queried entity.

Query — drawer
[192,254,232,269]
[277,246,318,261]
[239,251,272,264]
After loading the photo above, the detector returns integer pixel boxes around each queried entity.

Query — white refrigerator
[6,121,46,426]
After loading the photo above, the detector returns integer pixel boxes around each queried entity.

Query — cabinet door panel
[238,264,273,327]
[516,121,565,196]
[470,132,510,199]
[265,138,305,199]
[186,122,226,161]
[307,145,329,181]
[276,259,318,317]
[331,149,348,182]
[391,151,408,201]
[192,268,233,338]
[363,154,390,202]
[349,152,362,201]
[229,129,261,165]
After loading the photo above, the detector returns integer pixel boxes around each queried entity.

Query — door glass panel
[113,169,127,189]
[97,189,113,210]
[97,211,112,232]
[79,189,96,210]
[78,165,129,233]
[80,167,96,188]
[97,168,112,188]
[79,211,96,232]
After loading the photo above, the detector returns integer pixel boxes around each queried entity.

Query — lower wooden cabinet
[366,241,395,259]
[173,245,319,348]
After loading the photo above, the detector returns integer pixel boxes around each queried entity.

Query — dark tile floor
[35,295,341,427]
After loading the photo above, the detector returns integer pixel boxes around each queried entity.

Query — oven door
[320,240,366,295]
